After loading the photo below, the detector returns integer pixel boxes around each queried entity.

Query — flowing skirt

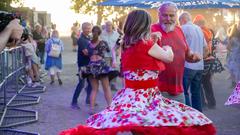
[225,81,240,106]
[82,60,119,80]
[60,87,216,135]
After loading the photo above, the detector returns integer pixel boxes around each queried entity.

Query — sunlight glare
[24,0,96,36]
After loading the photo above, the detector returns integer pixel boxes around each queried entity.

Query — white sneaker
[40,72,47,78]
[32,82,41,88]
[27,77,32,87]
[27,83,33,87]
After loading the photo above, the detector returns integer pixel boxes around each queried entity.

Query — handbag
[48,39,61,58]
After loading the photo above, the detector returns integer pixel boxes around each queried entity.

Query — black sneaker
[71,104,80,110]
[58,79,63,85]
[50,81,54,85]
[208,105,216,109]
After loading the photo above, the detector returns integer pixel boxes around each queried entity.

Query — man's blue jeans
[71,76,92,105]
[183,68,203,112]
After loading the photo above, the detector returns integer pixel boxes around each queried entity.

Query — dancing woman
[83,26,118,114]
[60,10,216,135]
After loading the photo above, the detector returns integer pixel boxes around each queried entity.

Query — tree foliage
[71,0,131,25]
[0,0,24,12]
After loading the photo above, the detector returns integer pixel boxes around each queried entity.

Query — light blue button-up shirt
[181,21,207,70]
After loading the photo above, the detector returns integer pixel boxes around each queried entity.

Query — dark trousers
[37,51,45,64]
[183,68,203,112]
[71,76,92,105]
[201,72,216,108]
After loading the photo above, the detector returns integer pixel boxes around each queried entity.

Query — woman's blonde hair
[51,30,59,38]
[122,10,152,49]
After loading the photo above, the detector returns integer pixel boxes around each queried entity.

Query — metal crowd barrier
[0,47,26,111]
[0,128,39,135]
[0,47,40,134]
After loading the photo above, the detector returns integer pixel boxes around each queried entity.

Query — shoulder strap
[51,38,61,45]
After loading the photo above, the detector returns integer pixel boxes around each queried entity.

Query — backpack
[48,39,61,58]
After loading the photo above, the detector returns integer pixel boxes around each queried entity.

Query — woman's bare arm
[148,44,174,63]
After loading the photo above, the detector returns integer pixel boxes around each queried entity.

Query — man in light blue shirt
[179,12,208,112]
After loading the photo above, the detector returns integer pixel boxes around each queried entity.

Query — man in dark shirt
[71,22,92,109]
[33,24,45,64]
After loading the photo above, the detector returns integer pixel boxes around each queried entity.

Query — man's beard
[161,23,176,33]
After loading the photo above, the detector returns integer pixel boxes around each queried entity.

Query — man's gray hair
[158,1,178,12]
[179,12,192,22]
[82,22,91,29]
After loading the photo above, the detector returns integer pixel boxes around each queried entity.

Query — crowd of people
[0,18,64,88]
[26,23,64,87]
[60,1,239,135]
[70,20,121,112]
[1,1,240,135]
